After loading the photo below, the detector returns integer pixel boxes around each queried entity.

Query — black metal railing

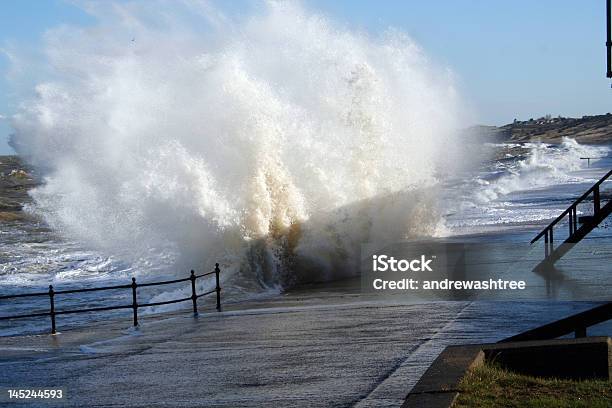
[0,263,222,334]
[531,169,612,256]
[500,302,612,342]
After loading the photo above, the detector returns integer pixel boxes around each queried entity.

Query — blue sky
[0,0,610,155]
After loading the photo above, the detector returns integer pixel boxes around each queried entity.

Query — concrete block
[403,337,611,408]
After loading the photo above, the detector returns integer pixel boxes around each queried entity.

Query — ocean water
[7,1,467,296]
[444,138,612,233]
[1,2,611,336]
[1,139,610,336]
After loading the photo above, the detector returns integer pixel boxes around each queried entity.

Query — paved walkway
[0,294,596,407]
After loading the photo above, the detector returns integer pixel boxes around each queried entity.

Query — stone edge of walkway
[401,336,612,408]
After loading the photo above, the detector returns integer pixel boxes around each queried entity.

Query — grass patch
[455,362,612,408]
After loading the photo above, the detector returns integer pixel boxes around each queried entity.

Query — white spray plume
[11,1,465,290]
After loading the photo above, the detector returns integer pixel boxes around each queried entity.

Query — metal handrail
[55,283,133,295]
[0,291,50,300]
[531,169,612,244]
[137,276,192,288]
[0,263,222,334]
[500,302,612,342]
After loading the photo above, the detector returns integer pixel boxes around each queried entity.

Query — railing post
[549,228,553,255]
[190,270,198,316]
[131,278,138,327]
[545,229,553,257]
[575,326,587,338]
[568,210,573,235]
[544,229,549,257]
[49,285,56,335]
[594,185,601,215]
[215,263,221,312]
[549,228,553,245]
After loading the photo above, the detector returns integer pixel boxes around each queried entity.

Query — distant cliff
[466,113,612,144]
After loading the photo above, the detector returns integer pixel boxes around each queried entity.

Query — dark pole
[131,278,138,327]
[49,285,56,334]
[549,228,554,256]
[215,263,221,312]
[607,0,611,77]
[190,270,198,316]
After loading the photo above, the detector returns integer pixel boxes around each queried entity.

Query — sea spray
[9,1,464,294]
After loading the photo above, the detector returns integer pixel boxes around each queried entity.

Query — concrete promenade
[0,293,598,407]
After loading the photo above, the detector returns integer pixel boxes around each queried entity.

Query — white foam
[9,1,465,290]
[445,138,611,231]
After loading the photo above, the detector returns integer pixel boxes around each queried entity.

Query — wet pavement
[0,292,603,407]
